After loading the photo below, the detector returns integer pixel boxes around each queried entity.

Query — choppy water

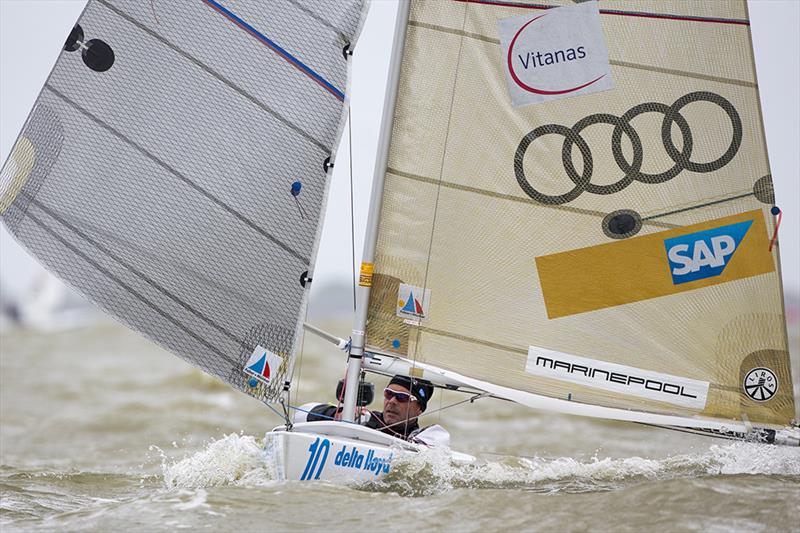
[2,321,799,531]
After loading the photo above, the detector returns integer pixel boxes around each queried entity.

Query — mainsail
[365,0,796,431]
[0,0,365,401]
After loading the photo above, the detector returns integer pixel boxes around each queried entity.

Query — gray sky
[1,0,798,301]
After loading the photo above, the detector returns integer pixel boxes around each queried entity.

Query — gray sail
[0,0,365,401]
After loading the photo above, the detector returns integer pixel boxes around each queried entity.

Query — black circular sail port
[82,39,115,72]
[299,270,312,288]
[323,156,333,173]
[64,24,84,52]
[342,42,353,59]
[602,209,642,239]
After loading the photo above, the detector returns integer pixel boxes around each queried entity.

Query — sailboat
[1,0,797,482]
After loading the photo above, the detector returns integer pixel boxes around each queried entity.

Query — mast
[341,0,411,422]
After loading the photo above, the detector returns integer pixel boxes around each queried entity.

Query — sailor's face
[382,384,422,427]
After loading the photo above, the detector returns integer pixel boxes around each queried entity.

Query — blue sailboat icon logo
[397,284,429,320]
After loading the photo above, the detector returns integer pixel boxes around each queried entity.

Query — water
[2,321,799,531]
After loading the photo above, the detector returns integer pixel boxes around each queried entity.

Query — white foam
[360,441,800,495]
[161,434,277,489]
[156,433,800,494]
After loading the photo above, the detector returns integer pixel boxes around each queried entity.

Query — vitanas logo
[498,3,613,107]
[664,220,753,285]
[507,16,602,96]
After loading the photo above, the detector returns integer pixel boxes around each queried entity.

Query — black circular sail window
[82,39,115,72]
[602,209,643,239]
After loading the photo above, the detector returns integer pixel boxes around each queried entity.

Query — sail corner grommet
[342,42,353,59]
[323,156,334,173]
[64,24,84,52]
[299,270,312,288]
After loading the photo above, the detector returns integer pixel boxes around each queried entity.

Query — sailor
[294,375,450,448]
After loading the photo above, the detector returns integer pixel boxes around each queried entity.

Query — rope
[267,391,488,432]
[290,303,310,405]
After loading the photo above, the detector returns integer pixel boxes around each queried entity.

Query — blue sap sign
[664,219,753,285]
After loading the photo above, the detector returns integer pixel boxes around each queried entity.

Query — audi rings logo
[514,91,743,205]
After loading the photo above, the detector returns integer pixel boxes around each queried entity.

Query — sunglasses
[383,388,417,403]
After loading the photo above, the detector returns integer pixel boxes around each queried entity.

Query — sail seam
[22,200,242,367]
[419,326,527,355]
[286,0,349,43]
[45,85,310,265]
[95,0,329,153]
[454,0,750,26]
[408,20,755,88]
[610,60,757,89]
[642,192,756,221]
[386,166,679,229]
[201,0,346,101]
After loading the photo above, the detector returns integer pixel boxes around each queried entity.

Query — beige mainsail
[365,0,796,429]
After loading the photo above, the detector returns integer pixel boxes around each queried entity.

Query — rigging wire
[278,389,487,426]
[348,107,357,312]
[291,304,310,407]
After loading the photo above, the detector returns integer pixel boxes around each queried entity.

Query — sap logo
[664,220,753,284]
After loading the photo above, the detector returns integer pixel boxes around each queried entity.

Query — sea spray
[160,433,277,489]
[357,442,800,497]
[152,434,800,494]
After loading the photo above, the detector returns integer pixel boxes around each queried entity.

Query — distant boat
[4,273,103,333]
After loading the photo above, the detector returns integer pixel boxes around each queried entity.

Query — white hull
[264,422,474,482]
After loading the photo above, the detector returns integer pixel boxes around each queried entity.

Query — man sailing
[295,375,450,447]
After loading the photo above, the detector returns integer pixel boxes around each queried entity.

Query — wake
[157,434,800,495]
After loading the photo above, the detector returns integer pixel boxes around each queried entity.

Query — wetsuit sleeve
[307,404,339,422]
[293,403,339,423]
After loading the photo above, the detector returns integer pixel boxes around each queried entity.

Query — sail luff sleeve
[0,0,366,401]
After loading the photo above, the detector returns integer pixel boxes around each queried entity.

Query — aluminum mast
[341,1,411,422]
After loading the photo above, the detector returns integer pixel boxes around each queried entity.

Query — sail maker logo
[536,210,775,319]
[526,346,709,409]
[244,345,283,385]
[498,2,613,107]
[665,220,753,284]
[396,283,431,322]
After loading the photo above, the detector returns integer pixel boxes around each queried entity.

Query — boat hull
[264,421,473,481]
